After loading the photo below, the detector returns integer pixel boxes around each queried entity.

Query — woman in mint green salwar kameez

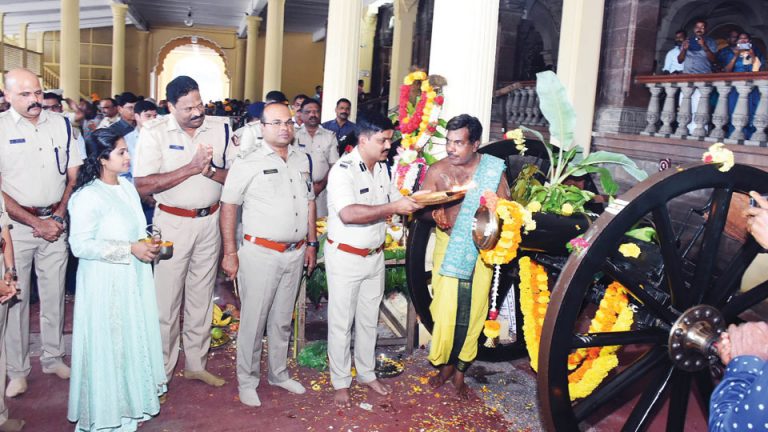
[67,128,166,432]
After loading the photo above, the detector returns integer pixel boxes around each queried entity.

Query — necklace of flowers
[398,71,445,149]
[518,256,635,400]
[477,191,535,347]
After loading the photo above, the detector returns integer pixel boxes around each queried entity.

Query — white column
[388,0,418,109]
[244,16,261,101]
[555,0,605,152]
[262,0,285,98]
[428,0,499,143]
[358,10,377,94]
[136,30,150,96]
[110,2,128,95]
[18,23,27,68]
[60,0,80,100]
[0,13,4,88]
[321,0,362,122]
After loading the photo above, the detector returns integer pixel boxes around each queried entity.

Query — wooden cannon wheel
[539,163,768,431]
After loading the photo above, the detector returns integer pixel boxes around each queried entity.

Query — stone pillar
[110,2,128,95]
[232,37,246,100]
[673,85,694,137]
[593,0,660,136]
[243,15,261,101]
[358,10,377,94]
[752,80,768,142]
[18,23,27,68]
[388,0,418,109]
[691,83,713,139]
[428,0,499,142]
[641,84,662,135]
[657,83,678,136]
[729,83,753,142]
[60,0,80,100]
[321,0,362,122]
[136,30,150,96]
[262,0,285,99]
[709,82,731,141]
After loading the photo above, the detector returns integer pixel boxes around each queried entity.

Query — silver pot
[158,242,174,260]
[472,205,500,250]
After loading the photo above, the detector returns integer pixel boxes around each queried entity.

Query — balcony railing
[636,72,768,145]
[492,80,548,133]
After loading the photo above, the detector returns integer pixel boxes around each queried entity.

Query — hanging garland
[518,256,635,400]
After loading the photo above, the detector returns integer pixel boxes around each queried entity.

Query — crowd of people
[0,59,765,431]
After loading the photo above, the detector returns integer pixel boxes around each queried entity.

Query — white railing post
[691,82,713,139]
[709,82,732,140]
[730,83,754,142]
[658,83,678,136]
[674,84,694,137]
[752,79,768,143]
[643,83,662,135]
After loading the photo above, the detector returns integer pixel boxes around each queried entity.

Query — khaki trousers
[6,222,67,378]
[325,243,384,389]
[153,208,220,380]
[236,242,304,390]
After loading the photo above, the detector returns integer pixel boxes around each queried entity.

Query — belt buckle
[368,248,378,256]
[38,206,53,217]
[196,207,210,217]
[285,242,298,252]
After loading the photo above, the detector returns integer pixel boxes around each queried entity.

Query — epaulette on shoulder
[142,116,167,130]
[205,115,231,124]
[237,141,262,159]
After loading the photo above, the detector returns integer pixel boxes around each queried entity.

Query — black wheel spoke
[604,261,678,325]
[574,347,668,422]
[721,279,768,320]
[652,205,687,306]
[666,369,692,432]
[694,370,714,417]
[571,329,667,349]
[691,187,733,305]
[621,366,674,432]
[706,241,762,306]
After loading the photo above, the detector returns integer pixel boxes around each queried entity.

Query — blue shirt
[321,119,358,150]
[709,356,768,431]
[683,36,717,74]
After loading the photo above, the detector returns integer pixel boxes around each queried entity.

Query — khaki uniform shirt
[293,125,339,217]
[326,147,397,249]
[221,143,314,243]
[0,108,83,207]
[133,115,235,209]
[235,122,263,158]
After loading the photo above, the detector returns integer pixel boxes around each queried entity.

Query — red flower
[703,155,713,163]
[479,196,487,206]
[427,125,437,133]
[434,95,444,105]
[344,145,353,153]
[488,310,499,320]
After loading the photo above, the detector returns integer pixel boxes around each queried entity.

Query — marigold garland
[479,200,530,266]
[518,257,635,400]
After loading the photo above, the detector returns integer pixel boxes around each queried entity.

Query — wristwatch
[51,215,65,226]
[205,166,217,178]
[307,241,320,248]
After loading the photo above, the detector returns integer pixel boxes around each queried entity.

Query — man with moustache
[220,102,317,407]
[97,97,120,128]
[294,99,339,217]
[678,19,717,74]
[663,30,686,74]
[291,94,307,127]
[322,98,358,155]
[419,114,509,399]
[133,76,234,390]
[0,68,83,397]
[325,112,423,407]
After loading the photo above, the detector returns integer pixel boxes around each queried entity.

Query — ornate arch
[153,35,231,80]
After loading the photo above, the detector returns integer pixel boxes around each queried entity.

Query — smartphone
[737,43,752,50]
[749,194,768,207]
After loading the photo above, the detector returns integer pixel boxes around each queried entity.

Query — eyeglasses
[261,120,296,128]
[42,104,61,110]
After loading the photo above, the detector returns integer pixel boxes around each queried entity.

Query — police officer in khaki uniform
[220,102,317,407]
[325,113,422,408]
[0,68,82,398]
[133,76,233,389]
[293,99,339,218]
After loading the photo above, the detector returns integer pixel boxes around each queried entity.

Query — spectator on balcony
[721,33,764,139]
[716,30,741,72]
[677,20,717,74]
[663,30,686,74]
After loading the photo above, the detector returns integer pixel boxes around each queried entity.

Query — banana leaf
[535,71,576,150]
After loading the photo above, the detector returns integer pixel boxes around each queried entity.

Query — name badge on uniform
[169,144,184,150]
[359,188,369,194]
[9,138,25,144]
[263,169,279,175]
[298,143,306,148]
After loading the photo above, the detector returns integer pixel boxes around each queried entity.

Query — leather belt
[158,203,220,218]
[21,202,60,217]
[327,238,384,257]
[243,235,304,253]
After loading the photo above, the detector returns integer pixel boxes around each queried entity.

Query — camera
[737,43,752,50]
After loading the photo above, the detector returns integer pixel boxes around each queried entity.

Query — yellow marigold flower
[420,81,431,92]
[561,203,574,216]
[404,76,414,85]
[702,142,735,172]
[483,320,501,339]
[526,201,542,213]
[618,243,641,258]
[414,71,427,81]
[505,128,524,142]
[427,91,437,99]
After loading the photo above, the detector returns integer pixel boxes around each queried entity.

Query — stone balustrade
[492,80,548,132]
[636,72,768,145]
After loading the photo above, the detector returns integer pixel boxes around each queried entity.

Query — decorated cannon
[399,71,768,430]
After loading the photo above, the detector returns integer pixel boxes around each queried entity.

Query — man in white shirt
[663,30,686,74]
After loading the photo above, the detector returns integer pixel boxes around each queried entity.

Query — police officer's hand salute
[189,143,213,174]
